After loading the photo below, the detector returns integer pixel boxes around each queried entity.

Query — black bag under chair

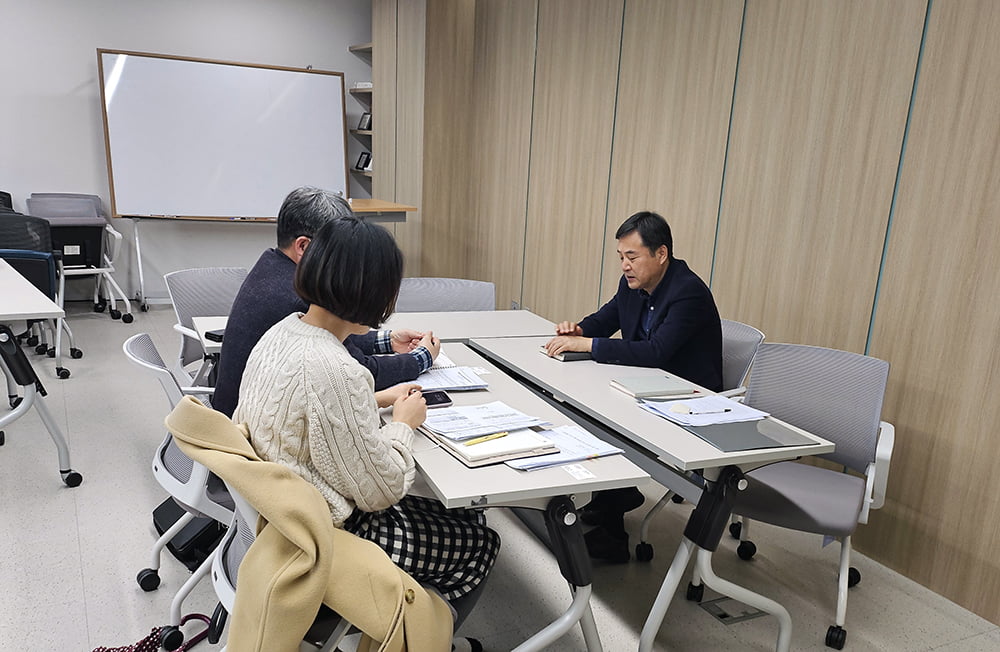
[151,497,227,572]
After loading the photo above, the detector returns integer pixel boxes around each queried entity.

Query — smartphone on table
[422,390,452,408]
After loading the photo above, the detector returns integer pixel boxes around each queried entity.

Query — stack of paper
[505,425,623,471]
[430,428,558,467]
[412,366,488,391]
[422,401,548,441]
[639,395,768,426]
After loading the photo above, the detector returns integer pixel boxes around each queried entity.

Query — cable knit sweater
[235,313,416,525]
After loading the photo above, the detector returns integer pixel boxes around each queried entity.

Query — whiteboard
[98,50,349,219]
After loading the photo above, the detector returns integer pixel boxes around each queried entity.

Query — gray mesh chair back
[0,212,52,252]
[164,267,249,368]
[122,332,231,521]
[26,195,101,221]
[123,332,186,406]
[395,277,496,312]
[28,193,106,218]
[720,319,765,392]
[744,342,889,473]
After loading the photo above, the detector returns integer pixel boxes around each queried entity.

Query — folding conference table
[467,335,835,652]
[406,342,648,651]
[0,259,83,486]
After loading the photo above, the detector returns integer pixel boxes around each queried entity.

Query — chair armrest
[859,420,895,523]
[870,421,894,510]
[181,386,215,397]
[173,323,200,341]
[717,387,747,402]
[103,223,123,262]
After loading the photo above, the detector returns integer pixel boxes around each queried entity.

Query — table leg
[694,547,792,652]
[511,495,603,652]
[638,537,696,652]
[132,217,148,310]
[641,465,792,652]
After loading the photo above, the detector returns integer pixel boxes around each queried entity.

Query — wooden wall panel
[461,0,537,309]
[603,0,743,302]
[712,0,924,350]
[863,0,1000,623]
[372,0,397,200]
[420,0,476,278]
[521,0,624,321]
[392,0,426,273]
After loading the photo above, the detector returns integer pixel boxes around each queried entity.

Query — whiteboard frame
[97,49,350,220]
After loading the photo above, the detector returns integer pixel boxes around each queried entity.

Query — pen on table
[691,408,732,415]
[464,432,508,446]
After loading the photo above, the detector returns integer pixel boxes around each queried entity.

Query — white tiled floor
[2,303,997,651]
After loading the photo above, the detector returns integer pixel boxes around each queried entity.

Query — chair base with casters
[0,324,83,486]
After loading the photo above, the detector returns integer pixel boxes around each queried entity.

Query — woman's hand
[375,383,421,408]
[392,388,427,429]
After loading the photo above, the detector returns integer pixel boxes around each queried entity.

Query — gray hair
[276,186,354,248]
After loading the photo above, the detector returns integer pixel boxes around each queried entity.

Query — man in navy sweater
[545,211,722,562]
[212,187,439,418]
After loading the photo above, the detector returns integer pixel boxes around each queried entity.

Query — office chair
[0,212,83,378]
[688,342,894,650]
[163,267,248,384]
[122,332,234,651]
[0,324,83,485]
[395,277,496,312]
[25,193,133,323]
[634,318,765,561]
[208,487,350,652]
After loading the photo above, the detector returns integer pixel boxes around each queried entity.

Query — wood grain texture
[712,0,923,350]
[392,0,427,272]
[372,0,397,200]
[462,0,538,309]
[603,0,743,303]
[862,0,1000,624]
[521,0,625,321]
[419,0,476,278]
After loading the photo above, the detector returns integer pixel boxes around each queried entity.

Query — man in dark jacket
[545,210,722,562]
[212,186,438,418]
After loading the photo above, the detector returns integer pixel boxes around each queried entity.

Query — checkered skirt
[344,495,500,601]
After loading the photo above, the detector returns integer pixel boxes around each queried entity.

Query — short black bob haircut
[295,216,403,328]
[615,211,673,259]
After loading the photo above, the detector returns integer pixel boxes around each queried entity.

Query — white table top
[191,316,227,355]
[405,343,648,509]
[469,336,835,472]
[0,259,64,322]
[383,310,556,342]
[192,310,558,355]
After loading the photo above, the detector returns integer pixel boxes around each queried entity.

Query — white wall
[0,0,372,302]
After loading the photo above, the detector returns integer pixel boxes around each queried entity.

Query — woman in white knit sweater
[234,216,499,636]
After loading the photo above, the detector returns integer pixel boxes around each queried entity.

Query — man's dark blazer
[579,258,723,392]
